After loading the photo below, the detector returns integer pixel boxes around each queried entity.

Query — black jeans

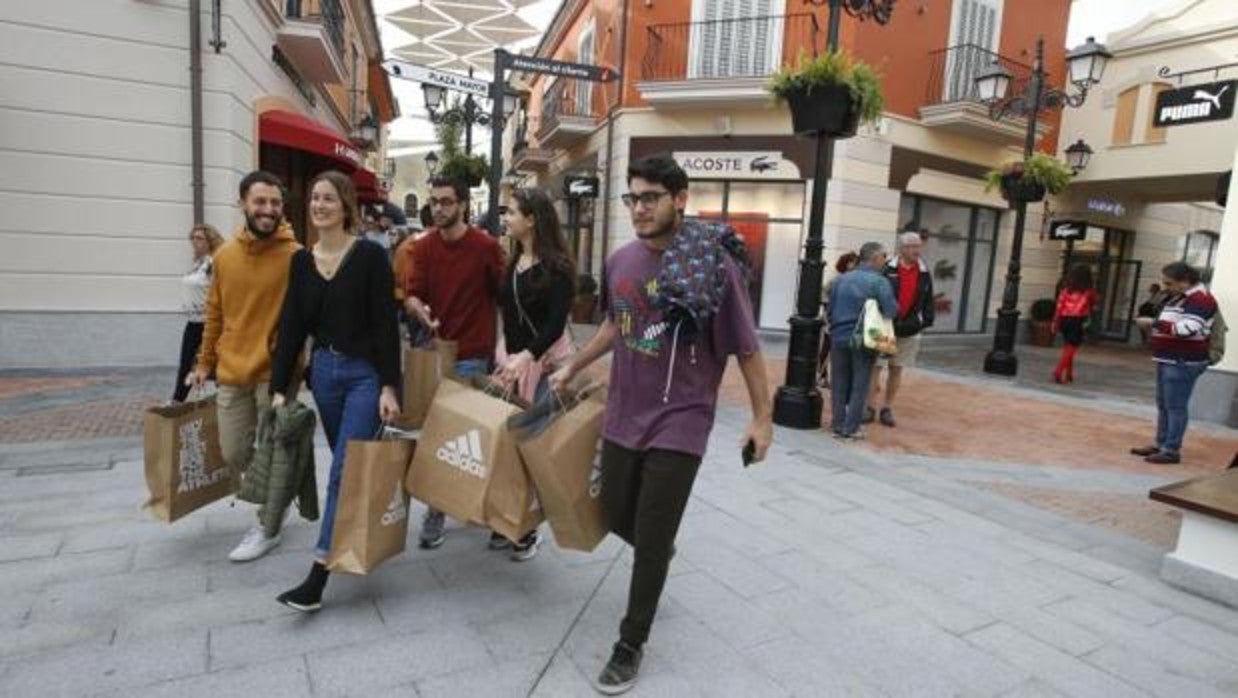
[600,440,702,648]
[172,321,204,402]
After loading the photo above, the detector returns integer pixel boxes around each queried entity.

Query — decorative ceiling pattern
[385,0,543,76]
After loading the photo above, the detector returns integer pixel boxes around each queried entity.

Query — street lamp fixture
[502,90,519,120]
[1064,139,1093,174]
[975,35,1109,377]
[422,83,446,112]
[1067,36,1111,90]
[350,113,378,149]
[974,61,1013,104]
[424,151,440,177]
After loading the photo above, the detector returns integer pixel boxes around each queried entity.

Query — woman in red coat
[1052,264,1099,384]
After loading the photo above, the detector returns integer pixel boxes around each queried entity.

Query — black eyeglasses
[429,197,458,208]
[621,191,671,208]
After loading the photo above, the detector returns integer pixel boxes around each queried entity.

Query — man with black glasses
[551,154,773,695]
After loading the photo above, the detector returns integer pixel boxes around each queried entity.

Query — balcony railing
[540,80,602,130]
[286,0,345,59]
[924,43,1032,106]
[642,14,819,82]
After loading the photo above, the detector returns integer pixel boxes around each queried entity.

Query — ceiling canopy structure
[385,0,543,76]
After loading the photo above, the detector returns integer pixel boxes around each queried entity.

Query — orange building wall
[558,0,1071,152]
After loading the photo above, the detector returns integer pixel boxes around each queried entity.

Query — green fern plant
[985,153,1074,195]
[433,99,488,185]
[768,49,886,125]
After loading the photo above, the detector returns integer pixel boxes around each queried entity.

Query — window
[1144,82,1172,143]
[944,0,1004,101]
[688,0,785,79]
[1111,85,1139,146]
[576,21,596,116]
[898,194,1001,333]
[1182,230,1219,283]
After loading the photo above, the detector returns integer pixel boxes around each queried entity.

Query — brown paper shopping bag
[143,395,232,522]
[513,386,608,551]
[398,339,457,429]
[407,380,520,526]
[326,435,415,575]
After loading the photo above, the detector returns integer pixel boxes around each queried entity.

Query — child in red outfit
[1052,264,1099,384]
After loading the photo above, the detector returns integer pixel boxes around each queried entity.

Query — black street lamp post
[421,70,491,154]
[773,0,896,430]
[975,35,1110,376]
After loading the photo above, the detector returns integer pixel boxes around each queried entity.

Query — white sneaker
[228,525,281,562]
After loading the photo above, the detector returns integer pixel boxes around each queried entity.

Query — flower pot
[1029,319,1056,347]
[571,295,597,324]
[784,83,861,138]
[1000,173,1046,204]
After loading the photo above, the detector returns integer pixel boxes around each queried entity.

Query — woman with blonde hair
[269,170,401,612]
[172,223,224,403]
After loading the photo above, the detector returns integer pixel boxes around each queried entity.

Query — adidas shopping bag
[510,383,608,552]
[326,430,415,575]
[407,379,522,527]
[397,338,457,429]
[143,395,232,522]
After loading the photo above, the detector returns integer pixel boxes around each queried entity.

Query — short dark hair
[1162,261,1201,285]
[627,153,689,195]
[238,170,283,200]
[429,176,469,205]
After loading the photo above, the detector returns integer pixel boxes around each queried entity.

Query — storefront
[258,109,382,244]
[897,194,1001,334]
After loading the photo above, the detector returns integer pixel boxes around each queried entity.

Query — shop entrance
[1062,226,1141,342]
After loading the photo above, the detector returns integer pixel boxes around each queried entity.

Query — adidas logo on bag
[177,418,227,493]
[380,482,408,526]
[436,429,488,479]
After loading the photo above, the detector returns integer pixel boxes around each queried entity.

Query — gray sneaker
[595,641,642,695]
[419,510,446,549]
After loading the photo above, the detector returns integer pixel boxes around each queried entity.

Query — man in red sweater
[404,176,504,548]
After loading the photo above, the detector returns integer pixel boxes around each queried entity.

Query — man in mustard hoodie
[188,170,301,562]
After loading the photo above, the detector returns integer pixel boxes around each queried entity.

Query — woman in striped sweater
[1132,262,1217,465]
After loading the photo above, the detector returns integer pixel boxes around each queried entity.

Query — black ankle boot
[277,561,329,612]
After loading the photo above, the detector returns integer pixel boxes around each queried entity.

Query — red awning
[259,109,365,171]
[352,168,383,204]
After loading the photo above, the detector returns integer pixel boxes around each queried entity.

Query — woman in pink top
[1052,264,1099,384]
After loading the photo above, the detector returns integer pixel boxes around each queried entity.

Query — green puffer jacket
[238,401,319,536]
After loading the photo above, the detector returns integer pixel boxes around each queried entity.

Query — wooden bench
[1150,464,1238,607]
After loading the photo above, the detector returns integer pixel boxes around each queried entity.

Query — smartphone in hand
[742,439,756,468]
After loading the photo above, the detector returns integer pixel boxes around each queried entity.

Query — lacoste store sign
[673,151,801,180]
[1153,80,1236,127]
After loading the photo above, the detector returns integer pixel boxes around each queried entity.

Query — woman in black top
[493,188,575,559]
[271,170,400,612]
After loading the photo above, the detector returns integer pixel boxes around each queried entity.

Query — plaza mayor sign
[673,151,800,180]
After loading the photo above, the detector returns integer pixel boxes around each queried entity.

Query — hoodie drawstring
[662,319,684,404]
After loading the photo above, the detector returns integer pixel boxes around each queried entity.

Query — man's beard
[245,212,280,239]
[434,212,461,229]
[635,211,677,240]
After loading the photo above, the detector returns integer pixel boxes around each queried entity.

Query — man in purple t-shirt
[552,154,773,695]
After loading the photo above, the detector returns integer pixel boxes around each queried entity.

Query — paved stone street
[4,358,1238,697]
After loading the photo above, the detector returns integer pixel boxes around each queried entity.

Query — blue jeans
[830,342,875,436]
[310,348,382,558]
[454,358,491,379]
[1155,361,1208,454]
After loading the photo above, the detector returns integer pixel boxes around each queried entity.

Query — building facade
[0,0,397,368]
[509,0,1226,342]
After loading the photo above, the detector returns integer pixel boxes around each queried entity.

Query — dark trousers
[600,440,702,648]
[172,321,205,403]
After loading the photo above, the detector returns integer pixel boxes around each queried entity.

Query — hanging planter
[985,153,1073,204]
[768,50,884,139]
